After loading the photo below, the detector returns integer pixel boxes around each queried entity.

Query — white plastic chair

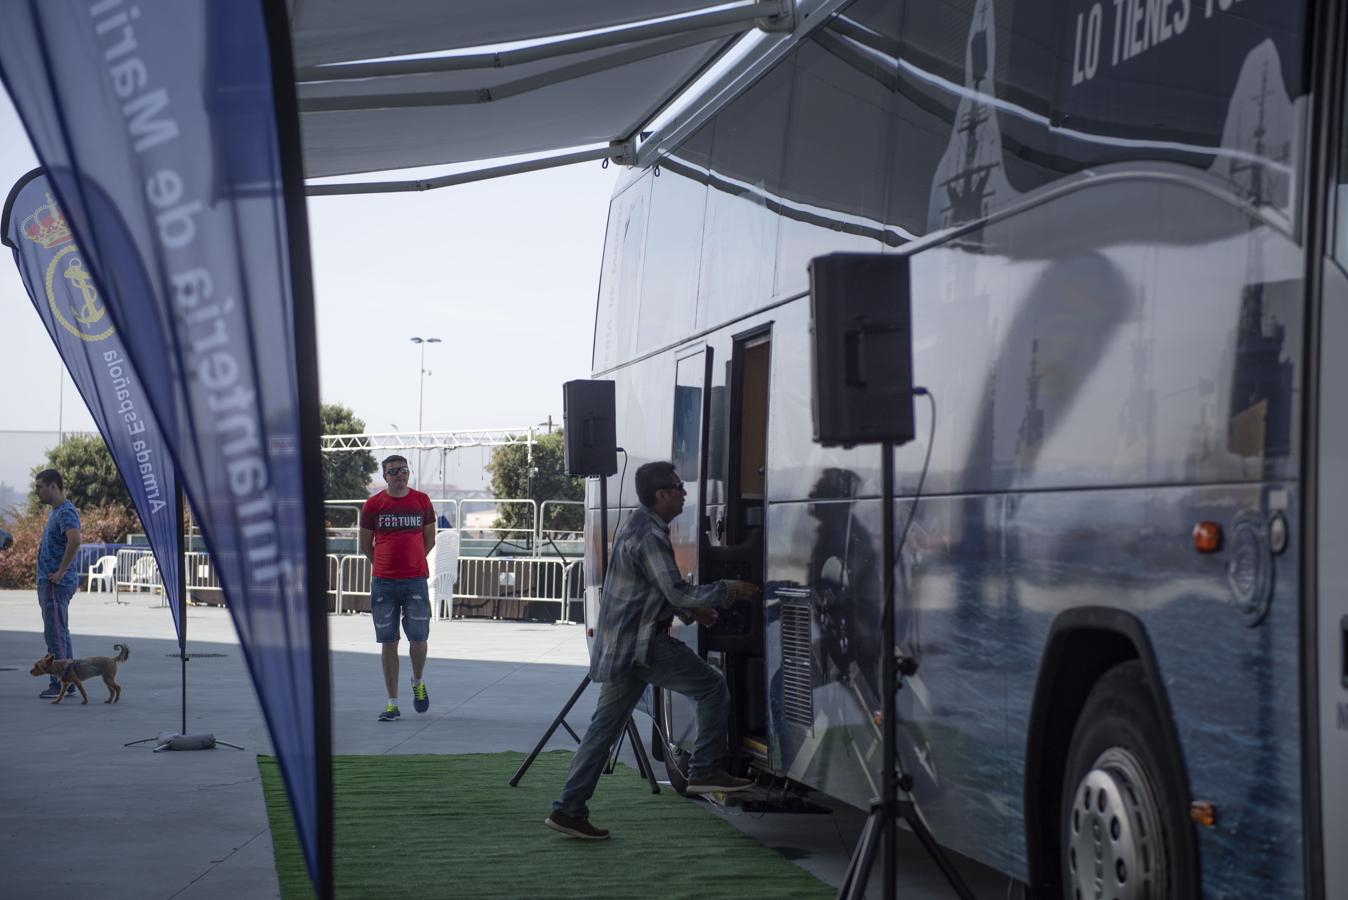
[86,555,117,593]
[429,529,460,619]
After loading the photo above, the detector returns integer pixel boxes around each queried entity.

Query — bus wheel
[1060,661,1193,900]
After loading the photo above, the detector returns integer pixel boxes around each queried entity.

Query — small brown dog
[31,643,130,704]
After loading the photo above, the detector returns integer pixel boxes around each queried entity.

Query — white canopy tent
[289,0,852,193]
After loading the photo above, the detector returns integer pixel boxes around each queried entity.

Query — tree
[28,434,133,514]
[9,433,141,588]
[321,403,378,526]
[485,430,582,535]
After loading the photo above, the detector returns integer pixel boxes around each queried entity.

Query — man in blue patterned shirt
[546,461,760,840]
[34,469,81,699]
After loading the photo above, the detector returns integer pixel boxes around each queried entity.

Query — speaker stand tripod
[508,474,659,794]
[508,673,660,794]
[836,441,974,900]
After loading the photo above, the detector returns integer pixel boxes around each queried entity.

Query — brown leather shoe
[545,810,610,840]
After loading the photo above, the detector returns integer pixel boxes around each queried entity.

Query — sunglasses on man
[385,466,410,477]
[660,480,687,494]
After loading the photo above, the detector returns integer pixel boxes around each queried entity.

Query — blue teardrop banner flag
[0,3,333,896]
[2,170,184,639]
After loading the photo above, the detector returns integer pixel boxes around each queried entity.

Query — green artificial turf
[258,750,833,899]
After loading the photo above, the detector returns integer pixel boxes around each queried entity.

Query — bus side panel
[985,169,1303,892]
[766,482,1304,893]
[766,492,1014,874]
[1005,484,1305,896]
[764,287,1016,873]
[988,175,1307,897]
[762,170,1306,890]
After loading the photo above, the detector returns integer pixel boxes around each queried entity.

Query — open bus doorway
[710,332,771,766]
[656,329,773,791]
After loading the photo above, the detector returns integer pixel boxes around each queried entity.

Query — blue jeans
[371,577,431,643]
[38,580,76,687]
[554,632,730,818]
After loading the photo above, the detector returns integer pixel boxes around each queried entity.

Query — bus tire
[1059,661,1194,900]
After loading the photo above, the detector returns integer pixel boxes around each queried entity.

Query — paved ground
[0,588,1015,899]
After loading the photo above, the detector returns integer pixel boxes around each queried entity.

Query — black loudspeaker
[563,380,618,476]
[809,253,916,447]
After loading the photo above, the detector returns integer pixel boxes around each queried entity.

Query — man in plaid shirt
[546,461,760,840]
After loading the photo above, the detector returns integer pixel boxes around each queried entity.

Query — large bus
[582,0,1345,896]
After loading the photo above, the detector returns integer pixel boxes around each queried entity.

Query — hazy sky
[0,84,617,489]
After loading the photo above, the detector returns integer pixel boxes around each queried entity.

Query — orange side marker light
[1193,521,1223,553]
[1190,801,1217,828]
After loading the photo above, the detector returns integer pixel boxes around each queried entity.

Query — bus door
[668,346,714,593]
[657,346,715,774]
[1314,39,1348,892]
[701,331,772,762]
[1317,232,1348,899]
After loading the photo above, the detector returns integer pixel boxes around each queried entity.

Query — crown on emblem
[21,193,73,249]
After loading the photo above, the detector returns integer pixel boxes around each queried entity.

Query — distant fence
[75,542,134,577]
[453,556,581,623]
[184,551,219,602]
[181,551,341,612]
[119,547,584,624]
[69,491,586,622]
[115,548,163,604]
[324,497,583,561]
[337,554,371,614]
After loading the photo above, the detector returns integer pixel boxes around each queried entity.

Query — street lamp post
[410,336,441,489]
[56,360,65,445]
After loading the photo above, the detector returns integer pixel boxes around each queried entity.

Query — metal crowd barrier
[115,549,162,604]
[459,498,537,554]
[562,559,584,621]
[325,554,341,611]
[325,497,460,529]
[102,541,581,624]
[337,555,372,614]
[183,550,221,605]
[538,499,583,538]
[324,496,582,558]
[162,552,344,610]
[453,556,572,623]
[330,553,580,623]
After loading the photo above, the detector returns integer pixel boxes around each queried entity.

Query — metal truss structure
[320,427,538,453]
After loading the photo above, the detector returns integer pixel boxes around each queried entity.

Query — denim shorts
[370,577,431,643]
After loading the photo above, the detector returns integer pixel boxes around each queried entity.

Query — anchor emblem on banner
[63,256,108,328]
[20,192,115,342]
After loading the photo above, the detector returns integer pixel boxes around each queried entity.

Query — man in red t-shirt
[360,454,437,721]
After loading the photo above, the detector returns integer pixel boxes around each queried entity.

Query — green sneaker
[413,681,429,714]
[378,704,400,722]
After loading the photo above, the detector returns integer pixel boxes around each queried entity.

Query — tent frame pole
[295,1,786,83]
